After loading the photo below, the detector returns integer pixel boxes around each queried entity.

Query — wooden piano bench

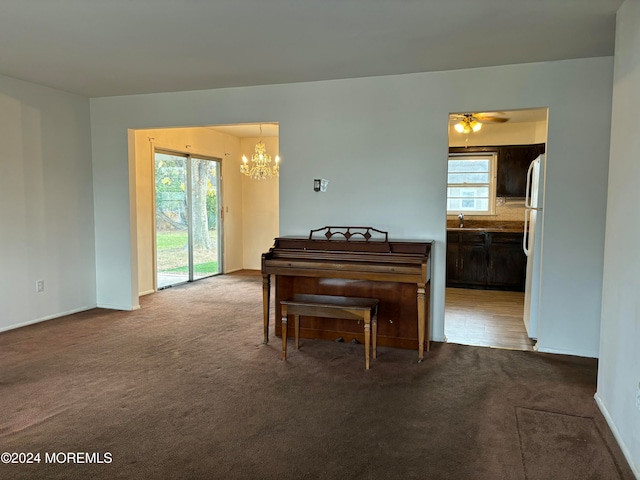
[280,294,380,370]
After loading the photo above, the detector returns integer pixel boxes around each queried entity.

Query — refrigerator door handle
[525,160,535,209]
[523,208,530,256]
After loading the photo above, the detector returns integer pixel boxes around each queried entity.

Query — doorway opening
[444,108,548,351]
[154,150,222,289]
[133,124,280,298]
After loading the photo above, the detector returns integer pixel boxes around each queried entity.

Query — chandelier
[454,115,482,134]
[240,125,280,180]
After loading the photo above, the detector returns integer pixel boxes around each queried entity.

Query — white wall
[133,127,245,296]
[90,57,612,356]
[240,136,279,270]
[596,0,640,476]
[0,74,95,331]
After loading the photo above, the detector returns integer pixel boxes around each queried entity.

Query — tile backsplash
[447,197,526,222]
[494,197,526,221]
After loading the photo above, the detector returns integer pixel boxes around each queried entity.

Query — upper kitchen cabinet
[495,144,546,197]
[450,143,545,197]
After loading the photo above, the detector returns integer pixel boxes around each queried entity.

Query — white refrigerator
[523,155,544,340]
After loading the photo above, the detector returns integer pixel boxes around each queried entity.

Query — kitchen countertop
[446,220,524,233]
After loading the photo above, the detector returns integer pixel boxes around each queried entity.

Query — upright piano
[261,226,432,362]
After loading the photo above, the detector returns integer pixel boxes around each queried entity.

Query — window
[447,153,497,215]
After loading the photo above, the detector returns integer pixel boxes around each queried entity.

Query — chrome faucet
[458,212,464,228]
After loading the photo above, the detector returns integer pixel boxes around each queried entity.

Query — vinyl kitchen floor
[445,287,535,351]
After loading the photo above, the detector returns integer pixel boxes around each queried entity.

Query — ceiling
[0,1,623,98]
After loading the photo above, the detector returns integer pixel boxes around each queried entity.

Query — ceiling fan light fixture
[453,115,485,134]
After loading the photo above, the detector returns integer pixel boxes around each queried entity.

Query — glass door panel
[155,152,189,288]
[154,151,222,289]
[191,157,222,279]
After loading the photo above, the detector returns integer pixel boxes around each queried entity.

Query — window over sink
[447,152,497,215]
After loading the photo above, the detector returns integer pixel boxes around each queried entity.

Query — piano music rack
[307,226,391,252]
[308,226,388,242]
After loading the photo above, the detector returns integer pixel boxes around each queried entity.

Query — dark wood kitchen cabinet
[450,143,545,197]
[447,230,526,291]
[446,231,488,287]
[487,232,526,291]
[495,144,545,197]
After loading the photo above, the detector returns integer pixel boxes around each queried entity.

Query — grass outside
[165,261,218,274]
[156,230,219,274]
[157,230,188,249]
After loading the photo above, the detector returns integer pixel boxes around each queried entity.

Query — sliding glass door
[154,151,222,289]
[190,156,222,280]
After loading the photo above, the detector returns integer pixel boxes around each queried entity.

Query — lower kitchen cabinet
[487,233,526,291]
[447,230,526,291]
[446,231,487,287]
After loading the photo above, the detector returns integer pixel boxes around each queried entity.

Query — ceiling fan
[450,112,510,134]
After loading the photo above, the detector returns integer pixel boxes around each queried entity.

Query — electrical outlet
[36,280,44,293]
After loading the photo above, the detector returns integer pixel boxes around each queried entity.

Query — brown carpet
[516,407,624,480]
[0,271,634,479]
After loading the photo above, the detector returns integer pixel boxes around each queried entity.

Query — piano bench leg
[281,310,288,361]
[372,314,378,360]
[364,319,371,370]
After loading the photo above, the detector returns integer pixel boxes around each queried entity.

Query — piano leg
[262,274,271,344]
[417,283,427,363]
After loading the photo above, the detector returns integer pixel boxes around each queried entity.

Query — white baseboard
[224,268,244,273]
[139,289,155,296]
[536,345,599,358]
[594,392,640,478]
[96,303,140,311]
[0,305,97,333]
